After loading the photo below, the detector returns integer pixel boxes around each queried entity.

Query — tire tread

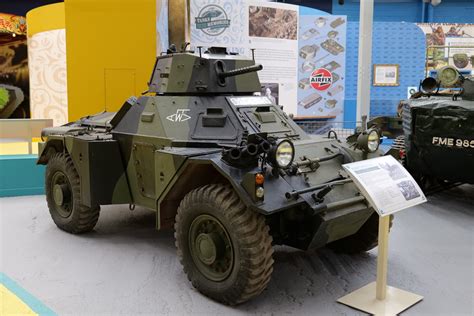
[174,184,274,305]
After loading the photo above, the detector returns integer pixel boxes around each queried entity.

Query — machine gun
[216,64,263,80]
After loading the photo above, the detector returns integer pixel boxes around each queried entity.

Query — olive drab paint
[38,47,381,250]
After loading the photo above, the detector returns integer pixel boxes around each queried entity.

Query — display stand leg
[337,215,423,315]
[376,215,389,300]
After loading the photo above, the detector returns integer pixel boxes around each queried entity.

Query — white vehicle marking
[167,109,191,122]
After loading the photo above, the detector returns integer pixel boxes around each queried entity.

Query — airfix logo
[195,4,230,36]
[310,68,333,91]
[167,109,191,122]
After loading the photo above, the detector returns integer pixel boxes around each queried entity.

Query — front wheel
[174,184,274,305]
[45,153,100,234]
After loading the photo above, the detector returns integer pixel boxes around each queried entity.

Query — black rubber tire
[45,153,100,234]
[327,212,394,254]
[174,184,274,305]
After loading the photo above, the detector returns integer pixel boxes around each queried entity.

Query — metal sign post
[337,156,425,315]
[337,215,423,315]
[355,0,374,125]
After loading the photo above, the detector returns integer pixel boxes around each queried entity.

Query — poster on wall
[190,0,299,115]
[247,1,298,115]
[297,15,346,120]
[416,23,474,73]
[0,14,29,118]
[191,0,248,53]
[0,41,29,118]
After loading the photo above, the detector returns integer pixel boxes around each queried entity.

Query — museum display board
[191,0,299,115]
[191,0,345,119]
[344,22,426,120]
[416,23,474,74]
[297,15,346,120]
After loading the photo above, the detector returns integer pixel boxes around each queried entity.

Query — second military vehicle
[38,46,386,305]
[393,66,474,187]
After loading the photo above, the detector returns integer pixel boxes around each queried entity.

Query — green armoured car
[38,46,387,305]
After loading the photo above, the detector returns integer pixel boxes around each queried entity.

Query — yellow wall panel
[104,68,136,111]
[64,0,157,121]
[26,3,65,37]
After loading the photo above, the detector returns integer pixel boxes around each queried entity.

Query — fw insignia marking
[167,109,191,122]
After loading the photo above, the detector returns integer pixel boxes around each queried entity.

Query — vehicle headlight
[367,130,380,152]
[357,129,380,153]
[270,140,295,169]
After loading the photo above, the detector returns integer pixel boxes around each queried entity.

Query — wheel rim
[51,171,72,218]
[189,214,234,281]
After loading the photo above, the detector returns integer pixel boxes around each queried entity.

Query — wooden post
[168,0,190,47]
[376,215,390,300]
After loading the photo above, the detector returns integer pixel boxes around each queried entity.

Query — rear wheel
[174,184,274,305]
[327,212,393,254]
[45,153,100,234]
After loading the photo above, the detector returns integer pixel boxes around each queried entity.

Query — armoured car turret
[38,46,387,305]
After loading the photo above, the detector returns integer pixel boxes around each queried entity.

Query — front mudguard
[37,136,68,165]
[189,155,305,215]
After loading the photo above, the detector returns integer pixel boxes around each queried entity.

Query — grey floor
[1,185,473,316]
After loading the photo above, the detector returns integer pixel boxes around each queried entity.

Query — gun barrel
[218,64,263,79]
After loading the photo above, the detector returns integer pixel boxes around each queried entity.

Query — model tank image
[0,84,24,118]
[37,46,386,305]
[392,66,474,187]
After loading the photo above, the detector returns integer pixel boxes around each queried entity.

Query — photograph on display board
[246,1,299,115]
[297,15,346,121]
[248,6,297,40]
[373,64,399,86]
[397,180,421,201]
[416,23,474,72]
[261,83,279,105]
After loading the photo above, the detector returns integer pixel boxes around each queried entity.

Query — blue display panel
[344,22,426,121]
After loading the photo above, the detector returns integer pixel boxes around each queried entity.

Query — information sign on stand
[337,155,426,315]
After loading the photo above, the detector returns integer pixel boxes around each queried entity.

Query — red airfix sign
[310,68,332,91]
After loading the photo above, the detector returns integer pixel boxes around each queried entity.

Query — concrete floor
[1,185,473,315]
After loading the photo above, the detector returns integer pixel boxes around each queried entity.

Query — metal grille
[295,119,361,139]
